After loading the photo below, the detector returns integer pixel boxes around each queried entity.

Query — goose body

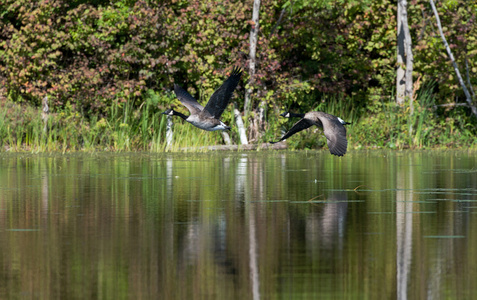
[162,109,231,131]
[272,111,350,156]
[163,66,242,131]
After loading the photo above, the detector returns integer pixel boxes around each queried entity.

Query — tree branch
[269,3,289,37]
[433,103,469,109]
[465,54,476,99]
[429,0,477,118]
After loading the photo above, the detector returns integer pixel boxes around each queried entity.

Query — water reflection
[306,191,348,253]
[396,157,414,300]
[0,151,476,299]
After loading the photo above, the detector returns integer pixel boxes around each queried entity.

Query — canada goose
[280,111,351,125]
[162,67,243,131]
[279,111,305,119]
[271,111,350,156]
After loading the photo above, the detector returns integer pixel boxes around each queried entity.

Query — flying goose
[271,111,350,156]
[162,67,243,131]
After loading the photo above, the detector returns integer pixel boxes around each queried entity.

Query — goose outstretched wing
[203,66,242,119]
[174,84,204,115]
[318,116,348,156]
[270,119,313,144]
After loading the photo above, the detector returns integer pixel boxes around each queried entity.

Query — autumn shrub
[2,0,476,109]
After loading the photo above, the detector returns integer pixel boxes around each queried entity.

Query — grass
[1,86,476,152]
[0,92,228,152]
[348,87,477,150]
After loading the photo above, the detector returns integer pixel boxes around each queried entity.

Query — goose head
[337,117,351,125]
[280,111,291,118]
[162,109,175,116]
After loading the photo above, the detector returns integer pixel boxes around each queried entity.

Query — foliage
[411,0,477,100]
[0,0,476,151]
[0,0,178,112]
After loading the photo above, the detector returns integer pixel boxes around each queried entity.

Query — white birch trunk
[244,0,261,115]
[396,0,413,106]
[258,99,266,132]
[221,131,232,145]
[402,1,413,101]
[234,102,248,145]
[42,96,49,133]
[396,2,405,105]
[166,115,173,148]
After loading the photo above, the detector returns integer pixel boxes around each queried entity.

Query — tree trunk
[234,102,249,145]
[429,0,477,118]
[403,5,413,103]
[166,115,173,148]
[396,1,406,105]
[244,0,261,116]
[258,99,267,132]
[221,131,232,145]
[42,96,49,133]
[397,0,414,107]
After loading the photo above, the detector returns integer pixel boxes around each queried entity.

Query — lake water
[1,150,476,299]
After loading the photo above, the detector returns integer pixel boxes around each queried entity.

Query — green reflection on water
[0,150,476,299]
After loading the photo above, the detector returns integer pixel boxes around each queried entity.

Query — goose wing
[174,84,204,115]
[270,118,313,143]
[317,115,348,156]
[203,66,242,119]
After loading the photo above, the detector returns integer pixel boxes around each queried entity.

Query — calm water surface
[1,150,476,299]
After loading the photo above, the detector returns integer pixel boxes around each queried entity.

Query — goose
[280,111,351,126]
[162,67,243,131]
[279,111,305,119]
[271,111,350,156]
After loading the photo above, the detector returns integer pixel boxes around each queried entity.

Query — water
[0,151,476,299]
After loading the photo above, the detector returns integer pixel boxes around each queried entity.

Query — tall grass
[272,84,476,151]
[348,84,477,150]
[271,92,365,150]
[313,94,363,125]
[1,84,476,152]
[0,91,228,152]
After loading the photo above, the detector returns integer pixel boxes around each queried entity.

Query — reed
[0,84,475,152]
[350,85,476,150]
[275,84,476,151]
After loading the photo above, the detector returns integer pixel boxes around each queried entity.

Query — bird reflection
[306,191,349,252]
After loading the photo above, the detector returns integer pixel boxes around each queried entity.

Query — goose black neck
[289,112,305,118]
[173,110,188,120]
